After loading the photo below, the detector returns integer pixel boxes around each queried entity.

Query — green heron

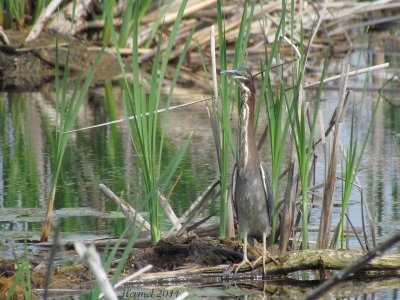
[221,67,274,274]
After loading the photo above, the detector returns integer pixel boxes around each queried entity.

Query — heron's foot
[254,254,279,265]
[234,258,254,273]
[254,253,279,274]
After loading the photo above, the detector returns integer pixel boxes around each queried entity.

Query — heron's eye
[242,71,247,77]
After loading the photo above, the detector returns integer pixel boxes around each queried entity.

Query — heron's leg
[254,233,279,275]
[262,232,266,274]
[234,233,254,273]
[254,233,267,274]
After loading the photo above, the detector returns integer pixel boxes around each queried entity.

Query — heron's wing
[231,164,238,217]
[260,161,274,222]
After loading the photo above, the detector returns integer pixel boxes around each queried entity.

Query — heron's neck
[237,86,259,173]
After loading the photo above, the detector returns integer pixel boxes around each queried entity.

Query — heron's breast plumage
[234,168,271,238]
[234,87,271,238]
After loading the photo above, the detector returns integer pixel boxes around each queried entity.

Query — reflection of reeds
[394,136,400,155]
[40,45,105,242]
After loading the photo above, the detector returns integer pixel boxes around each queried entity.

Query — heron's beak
[220,69,239,76]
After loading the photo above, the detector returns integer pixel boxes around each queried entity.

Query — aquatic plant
[6,244,31,299]
[40,44,105,241]
[214,0,257,237]
[103,0,192,244]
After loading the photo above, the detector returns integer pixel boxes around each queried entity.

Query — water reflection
[0,68,399,242]
[0,89,218,238]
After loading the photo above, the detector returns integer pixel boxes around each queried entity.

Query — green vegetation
[215,0,233,238]
[213,0,256,237]
[0,0,52,27]
[6,245,31,300]
[103,0,192,244]
[260,3,290,245]
[337,75,381,248]
[0,0,25,26]
[40,44,105,241]
[204,0,379,250]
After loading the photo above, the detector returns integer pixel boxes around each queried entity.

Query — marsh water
[1,49,400,298]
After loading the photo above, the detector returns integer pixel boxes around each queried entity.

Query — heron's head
[220,66,254,94]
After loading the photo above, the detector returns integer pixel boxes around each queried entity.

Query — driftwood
[25,0,64,42]
[74,242,118,300]
[99,183,151,231]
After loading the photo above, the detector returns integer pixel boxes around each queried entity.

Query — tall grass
[101,0,114,45]
[260,4,289,244]
[0,0,50,27]
[215,0,230,238]
[85,224,141,298]
[395,136,400,155]
[214,0,328,247]
[117,0,135,47]
[212,0,381,252]
[32,0,51,23]
[288,56,328,250]
[40,44,105,241]
[101,0,160,47]
[3,0,25,26]
[214,0,256,237]
[337,74,381,248]
[6,244,31,299]
[282,0,329,249]
[103,0,192,244]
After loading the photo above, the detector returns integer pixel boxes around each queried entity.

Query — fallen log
[131,249,400,284]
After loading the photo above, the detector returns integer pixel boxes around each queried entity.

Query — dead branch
[305,233,400,299]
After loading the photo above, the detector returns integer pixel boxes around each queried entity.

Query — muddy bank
[0,235,249,293]
[0,28,123,92]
